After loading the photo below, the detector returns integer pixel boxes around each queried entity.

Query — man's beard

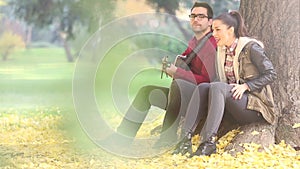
[193,26,209,36]
[193,30,204,34]
[193,29,206,35]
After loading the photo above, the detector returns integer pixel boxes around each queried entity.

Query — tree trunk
[1,45,13,61]
[170,15,190,41]
[25,25,32,48]
[63,39,74,62]
[2,51,8,61]
[164,6,190,41]
[224,0,300,153]
[60,32,74,62]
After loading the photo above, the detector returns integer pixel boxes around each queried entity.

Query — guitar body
[174,33,212,71]
[174,55,191,71]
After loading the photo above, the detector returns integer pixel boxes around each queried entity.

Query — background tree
[146,0,240,40]
[0,0,25,60]
[6,0,240,61]
[7,0,117,62]
[0,0,7,30]
[223,0,300,153]
[179,0,240,17]
[146,0,190,41]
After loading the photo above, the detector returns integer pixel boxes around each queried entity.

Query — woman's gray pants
[183,82,265,142]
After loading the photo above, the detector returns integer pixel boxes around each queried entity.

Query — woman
[174,11,277,156]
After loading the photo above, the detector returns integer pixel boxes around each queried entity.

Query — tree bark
[169,14,190,41]
[25,25,32,48]
[1,45,13,61]
[60,32,74,62]
[164,6,191,41]
[225,122,276,155]
[62,39,74,62]
[224,0,300,152]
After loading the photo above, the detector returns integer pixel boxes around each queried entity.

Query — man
[113,2,216,148]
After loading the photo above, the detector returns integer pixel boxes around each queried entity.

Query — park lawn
[0,45,169,109]
[0,47,74,109]
[0,46,172,167]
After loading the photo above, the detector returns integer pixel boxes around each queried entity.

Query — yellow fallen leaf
[251,131,260,135]
[1,110,300,169]
[292,123,300,128]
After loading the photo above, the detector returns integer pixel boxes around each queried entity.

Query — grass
[0,48,74,110]
[0,45,172,150]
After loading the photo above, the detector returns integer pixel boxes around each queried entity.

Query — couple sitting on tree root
[108,2,277,157]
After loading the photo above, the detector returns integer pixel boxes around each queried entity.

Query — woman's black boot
[191,135,217,157]
[172,132,192,155]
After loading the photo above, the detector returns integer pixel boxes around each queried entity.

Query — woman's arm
[245,43,277,91]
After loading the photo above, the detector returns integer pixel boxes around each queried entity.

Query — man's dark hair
[191,2,213,19]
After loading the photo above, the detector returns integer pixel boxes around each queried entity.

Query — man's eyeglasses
[189,14,209,20]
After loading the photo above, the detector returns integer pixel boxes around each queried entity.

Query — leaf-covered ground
[0,109,299,169]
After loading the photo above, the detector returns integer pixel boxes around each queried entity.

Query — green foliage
[147,0,180,14]
[0,0,6,19]
[133,34,187,61]
[209,0,240,16]
[28,41,58,48]
[7,0,117,39]
[147,0,240,17]
[94,38,172,111]
[0,31,25,61]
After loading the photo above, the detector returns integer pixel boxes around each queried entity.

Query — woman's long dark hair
[214,11,249,38]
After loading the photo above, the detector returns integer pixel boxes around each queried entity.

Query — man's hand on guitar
[165,64,177,77]
[161,56,171,79]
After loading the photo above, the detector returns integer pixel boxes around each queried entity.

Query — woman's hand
[230,83,250,100]
[166,64,178,77]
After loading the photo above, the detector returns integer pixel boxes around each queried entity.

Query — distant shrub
[0,31,25,61]
[28,41,57,48]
